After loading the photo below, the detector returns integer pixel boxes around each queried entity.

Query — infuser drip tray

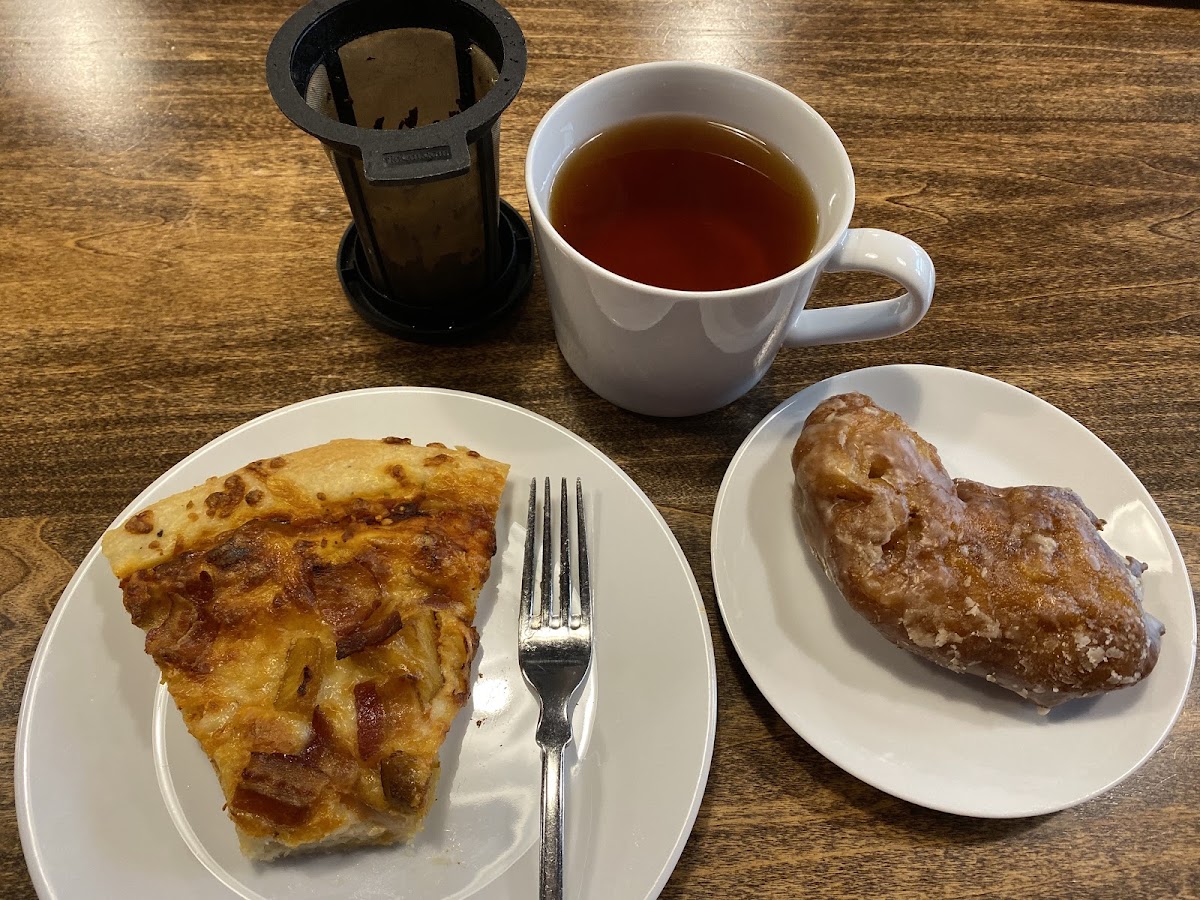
[337,204,532,341]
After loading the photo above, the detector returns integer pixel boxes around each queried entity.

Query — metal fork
[518,477,594,900]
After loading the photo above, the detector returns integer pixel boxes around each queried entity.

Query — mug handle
[783,228,935,347]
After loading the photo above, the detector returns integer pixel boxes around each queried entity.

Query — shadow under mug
[525,61,936,417]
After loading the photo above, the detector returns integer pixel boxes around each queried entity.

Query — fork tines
[520,477,591,632]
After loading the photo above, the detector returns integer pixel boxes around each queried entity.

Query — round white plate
[711,364,1196,818]
[18,388,716,899]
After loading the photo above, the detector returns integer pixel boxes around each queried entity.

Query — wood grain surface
[2,0,1197,896]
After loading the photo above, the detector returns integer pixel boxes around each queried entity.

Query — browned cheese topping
[103,438,508,857]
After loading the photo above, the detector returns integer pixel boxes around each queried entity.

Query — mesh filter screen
[303,29,501,305]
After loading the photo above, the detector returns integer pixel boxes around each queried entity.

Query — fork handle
[538,740,566,900]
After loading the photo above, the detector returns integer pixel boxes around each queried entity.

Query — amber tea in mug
[527,62,935,416]
[548,115,819,291]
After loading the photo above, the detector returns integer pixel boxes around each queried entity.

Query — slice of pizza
[101,437,508,859]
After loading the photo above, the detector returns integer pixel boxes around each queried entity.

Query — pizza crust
[103,438,506,580]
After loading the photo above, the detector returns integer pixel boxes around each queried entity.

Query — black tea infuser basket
[267,0,533,339]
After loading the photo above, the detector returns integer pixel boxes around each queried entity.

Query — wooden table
[2,0,1197,896]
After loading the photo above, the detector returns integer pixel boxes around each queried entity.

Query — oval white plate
[711,364,1196,818]
[18,388,716,899]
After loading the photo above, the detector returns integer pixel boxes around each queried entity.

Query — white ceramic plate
[18,388,716,899]
[711,364,1196,818]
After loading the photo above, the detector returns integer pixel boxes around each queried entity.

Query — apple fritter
[791,392,1163,709]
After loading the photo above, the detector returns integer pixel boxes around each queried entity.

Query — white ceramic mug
[525,61,936,417]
